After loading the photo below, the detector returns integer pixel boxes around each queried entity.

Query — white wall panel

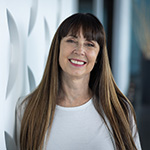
[0,0,78,149]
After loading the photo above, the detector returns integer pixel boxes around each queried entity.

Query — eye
[85,42,95,47]
[66,39,76,43]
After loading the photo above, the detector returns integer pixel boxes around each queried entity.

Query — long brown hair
[20,13,138,150]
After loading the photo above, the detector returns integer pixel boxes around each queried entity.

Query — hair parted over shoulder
[20,13,138,150]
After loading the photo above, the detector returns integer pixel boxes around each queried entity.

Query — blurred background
[0,0,149,149]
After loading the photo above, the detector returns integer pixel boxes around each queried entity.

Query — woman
[15,13,142,150]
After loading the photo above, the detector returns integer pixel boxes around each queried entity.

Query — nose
[74,43,85,55]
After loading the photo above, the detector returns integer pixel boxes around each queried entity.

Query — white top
[15,98,142,150]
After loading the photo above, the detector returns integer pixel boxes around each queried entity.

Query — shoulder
[15,95,29,121]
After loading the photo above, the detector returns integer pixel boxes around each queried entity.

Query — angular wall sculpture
[0,0,78,149]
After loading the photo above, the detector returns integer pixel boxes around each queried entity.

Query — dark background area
[79,0,150,149]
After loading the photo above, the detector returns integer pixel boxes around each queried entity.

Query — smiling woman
[59,30,100,79]
[15,13,142,150]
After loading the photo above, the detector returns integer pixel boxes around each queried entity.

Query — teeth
[70,59,85,65]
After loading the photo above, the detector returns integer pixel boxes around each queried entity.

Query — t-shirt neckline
[56,98,93,111]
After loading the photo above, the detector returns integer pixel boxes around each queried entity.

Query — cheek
[59,49,62,64]
[60,44,71,57]
[88,51,99,63]
[59,46,66,61]
[59,47,70,67]
[59,48,65,68]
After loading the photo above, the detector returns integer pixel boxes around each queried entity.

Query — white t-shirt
[15,98,142,150]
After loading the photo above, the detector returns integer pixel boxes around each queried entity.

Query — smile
[69,59,86,66]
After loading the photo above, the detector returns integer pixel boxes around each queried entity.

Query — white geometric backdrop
[0,0,78,149]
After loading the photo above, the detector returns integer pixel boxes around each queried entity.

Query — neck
[57,73,92,107]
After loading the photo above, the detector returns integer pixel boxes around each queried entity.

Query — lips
[69,59,86,66]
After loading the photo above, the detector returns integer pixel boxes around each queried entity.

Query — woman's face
[59,30,100,79]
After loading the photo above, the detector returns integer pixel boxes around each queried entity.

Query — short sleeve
[15,97,27,150]
[131,116,142,150]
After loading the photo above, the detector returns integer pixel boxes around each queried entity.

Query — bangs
[59,13,104,46]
